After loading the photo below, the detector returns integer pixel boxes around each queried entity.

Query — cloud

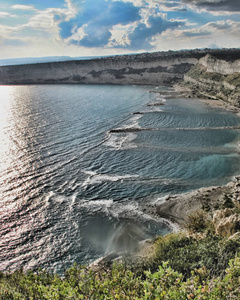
[181,29,211,38]
[126,15,185,49]
[177,19,239,39]
[0,12,12,17]
[207,21,232,30]
[158,0,186,11]
[11,5,36,11]
[58,0,185,49]
[182,0,240,13]
[2,38,27,46]
[58,0,141,47]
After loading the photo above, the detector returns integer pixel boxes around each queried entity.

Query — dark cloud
[182,0,240,12]
[163,1,181,8]
[127,16,185,50]
[58,0,141,47]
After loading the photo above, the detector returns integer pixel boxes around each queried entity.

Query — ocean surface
[0,84,240,274]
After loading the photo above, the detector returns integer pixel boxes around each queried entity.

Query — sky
[0,0,239,59]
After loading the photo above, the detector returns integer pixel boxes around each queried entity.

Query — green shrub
[1,253,240,299]
[148,233,240,279]
[184,209,213,234]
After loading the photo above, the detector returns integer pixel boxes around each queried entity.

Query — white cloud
[0,12,11,17]
[11,5,36,11]
[23,11,58,33]
[153,18,240,51]
[0,24,18,37]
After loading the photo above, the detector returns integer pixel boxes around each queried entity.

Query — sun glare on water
[0,86,25,207]
[0,86,14,160]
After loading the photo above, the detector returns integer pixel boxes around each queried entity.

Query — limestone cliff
[0,51,200,85]
[0,49,240,107]
[183,53,240,107]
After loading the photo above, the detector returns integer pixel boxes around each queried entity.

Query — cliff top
[1,48,240,69]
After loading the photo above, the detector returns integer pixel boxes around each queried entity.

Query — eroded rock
[213,209,240,237]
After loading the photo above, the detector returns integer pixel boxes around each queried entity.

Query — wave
[82,170,139,187]
[104,132,138,149]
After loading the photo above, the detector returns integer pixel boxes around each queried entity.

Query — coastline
[146,86,240,229]
[154,177,240,227]
[174,83,240,114]
[92,85,240,267]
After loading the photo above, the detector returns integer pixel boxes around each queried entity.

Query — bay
[0,84,240,273]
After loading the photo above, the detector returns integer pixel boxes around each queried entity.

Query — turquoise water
[0,84,240,273]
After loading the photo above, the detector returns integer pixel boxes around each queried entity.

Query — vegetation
[1,201,239,299]
[0,251,239,299]
[1,231,240,299]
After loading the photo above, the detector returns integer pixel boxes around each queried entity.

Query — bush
[148,233,240,279]
[1,252,240,299]
[184,209,213,234]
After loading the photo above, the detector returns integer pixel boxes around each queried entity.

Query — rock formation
[0,50,199,85]
[0,48,239,107]
[213,209,240,238]
[183,53,240,107]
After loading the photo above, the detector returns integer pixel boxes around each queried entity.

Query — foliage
[1,200,240,299]
[184,210,213,234]
[0,253,240,299]
[147,232,240,280]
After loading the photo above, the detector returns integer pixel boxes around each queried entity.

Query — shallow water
[0,84,240,273]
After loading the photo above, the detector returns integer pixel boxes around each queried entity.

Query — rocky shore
[154,176,240,226]
[90,176,240,268]
[144,91,240,229]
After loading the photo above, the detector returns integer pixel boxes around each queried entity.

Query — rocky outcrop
[183,54,240,107]
[200,54,240,75]
[156,176,240,227]
[213,209,240,238]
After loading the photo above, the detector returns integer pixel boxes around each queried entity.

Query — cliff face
[0,49,240,107]
[183,54,240,107]
[0,53,198,85]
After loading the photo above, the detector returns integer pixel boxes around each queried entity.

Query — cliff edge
[0,48,240,107]
[183,53,240,107]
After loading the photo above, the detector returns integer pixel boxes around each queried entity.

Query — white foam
[45,191,55,203]
[82,170,139,187]
[79,199,114,214]
[44,191,66,205]
[104,132,137,150]
[127,114,142,128]
[156,96,166,102]
[78,198,160,224]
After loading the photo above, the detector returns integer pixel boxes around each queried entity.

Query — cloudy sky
[0,0,239,59]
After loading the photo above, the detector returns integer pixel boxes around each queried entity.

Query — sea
[0,84,240,274]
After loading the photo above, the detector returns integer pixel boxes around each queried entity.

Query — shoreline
[145,86,240,229]
[154,177,240,227]
[174,83,240,114]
